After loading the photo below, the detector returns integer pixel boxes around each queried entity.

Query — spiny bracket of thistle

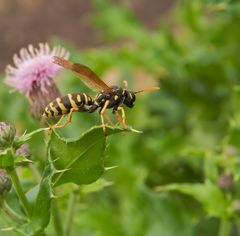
[0,121,49,169]
[48,125,140,187]
[13,127,50,149]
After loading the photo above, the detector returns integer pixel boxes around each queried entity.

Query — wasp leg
[105,114,114,126]
[118,106,127,129]
[113,105,124,126]
[114,111,123,125]
[52,115,66,129]
[53,108,77,129]
[99,100,110,133]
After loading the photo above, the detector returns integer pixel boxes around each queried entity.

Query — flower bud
[218,175,233,190]
[16,144,31,159]
[15,144,32,166]
[0,169,12,195]
[0,122,16,150]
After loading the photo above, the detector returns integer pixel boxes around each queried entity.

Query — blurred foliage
[1,0,240,235]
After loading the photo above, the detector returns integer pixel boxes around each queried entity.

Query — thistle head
[4,43,70,119]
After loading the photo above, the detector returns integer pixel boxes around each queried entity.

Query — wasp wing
[53,56,113,92]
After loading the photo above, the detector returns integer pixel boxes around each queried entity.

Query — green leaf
[204,153,219,183]
[0,148,14,169]
[17,153,55,235]
[156,181,231,218]
[81,178,113,194]
[49,125,131,186]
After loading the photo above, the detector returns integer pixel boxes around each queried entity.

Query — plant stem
[219,218,232,236]
[7,168,31,217]
[64,186,79,236]
[0,198,27,224]
[52,200,64,236]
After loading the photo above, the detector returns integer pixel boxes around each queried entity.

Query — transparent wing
[53,56,113,92]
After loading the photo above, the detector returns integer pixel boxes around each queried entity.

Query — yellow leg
[114,111,123,125]
[100,115,106,133]
[100,100,110,133]
[52,108,77,129]
[118,106,127,129]
[51,115,65,128]
[105,114,114,126]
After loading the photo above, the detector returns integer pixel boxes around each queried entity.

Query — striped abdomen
[43,93,93,117]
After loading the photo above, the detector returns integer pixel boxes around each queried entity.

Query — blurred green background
[1,0,240,235]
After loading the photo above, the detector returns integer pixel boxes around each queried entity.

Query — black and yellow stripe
[43,93,93,117]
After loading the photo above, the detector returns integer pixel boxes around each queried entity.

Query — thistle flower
[4,43,69,119]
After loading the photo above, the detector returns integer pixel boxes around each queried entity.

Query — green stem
[64,187,79,236]
[7,168,31,217]
[52,200,64,236]
[219,218,232,236]
[0,198,27,224]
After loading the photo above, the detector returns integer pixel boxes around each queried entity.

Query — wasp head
[123,90,136,108]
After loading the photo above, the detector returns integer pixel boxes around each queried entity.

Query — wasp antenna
[52,56,73,70]
[134,87,160,94]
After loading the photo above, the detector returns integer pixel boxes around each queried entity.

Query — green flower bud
[0,169,12,195]
[0,122,16,150]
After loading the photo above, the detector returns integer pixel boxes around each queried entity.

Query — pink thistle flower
[4,43,70,120]
[5,43,69,95]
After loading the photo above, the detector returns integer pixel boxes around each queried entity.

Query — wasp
[43,56,160,132]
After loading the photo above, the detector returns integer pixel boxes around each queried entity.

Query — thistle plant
[0,43,136,236]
